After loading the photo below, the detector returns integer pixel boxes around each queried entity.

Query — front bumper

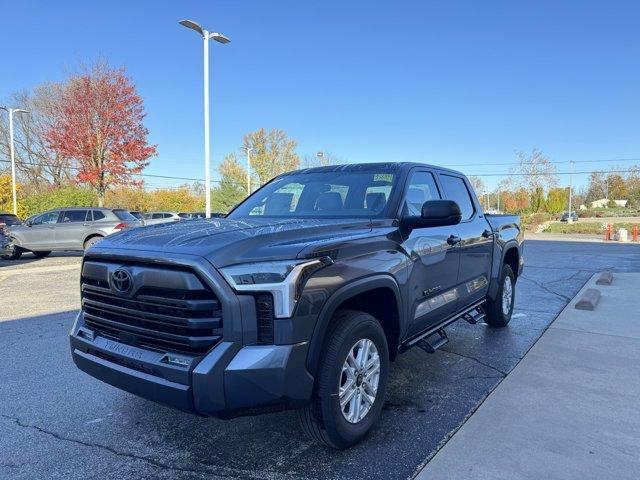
[70,311,314,416]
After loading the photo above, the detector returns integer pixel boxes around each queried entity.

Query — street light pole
[179,19,230,218]
[568,160,574,219]
[0,107,29,216]
[246,147,253,196]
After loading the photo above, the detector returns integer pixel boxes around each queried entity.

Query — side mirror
[403,200,462,229]
[25,220,33,227]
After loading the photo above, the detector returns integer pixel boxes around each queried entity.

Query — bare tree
[0,85,72,188]
[468,176,486,197]
[510,149,558,193]
[300,151,343,169]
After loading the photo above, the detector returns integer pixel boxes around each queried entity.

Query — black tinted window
[439,175,475,220]
[92,210,106,221]
[0,214,20,225]
[402,171,441,216]
[60,210,88,223]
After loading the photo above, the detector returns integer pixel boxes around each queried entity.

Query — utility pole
[179,19,230,218]
[0,106,29,216]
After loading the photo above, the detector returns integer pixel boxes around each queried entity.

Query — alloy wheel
[502,275,513,316]
[339,338,380,424]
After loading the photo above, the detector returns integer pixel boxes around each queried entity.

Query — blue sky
[2,0,639,191]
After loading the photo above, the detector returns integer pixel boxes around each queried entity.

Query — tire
[298,310,389,449]
[33,251,52,258]
[1,243,22,260]
[84,236,103,251]
[484,263,516,328]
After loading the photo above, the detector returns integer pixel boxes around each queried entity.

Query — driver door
[400,170,461,337]
[24,211,61,250]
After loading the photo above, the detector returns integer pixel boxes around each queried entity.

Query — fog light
[163,355,191,368]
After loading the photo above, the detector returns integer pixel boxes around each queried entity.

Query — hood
[93,217,373,267]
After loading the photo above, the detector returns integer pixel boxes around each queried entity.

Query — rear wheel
[298,310,389,449]
[484,263,515,327]
[84,236,103,251]
[1,242,22,260]
[32,251,51,258]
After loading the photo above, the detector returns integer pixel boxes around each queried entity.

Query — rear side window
[439,175,475,220]
[92,210,106,221]
[59,210,88,223]
[113,209,137,221]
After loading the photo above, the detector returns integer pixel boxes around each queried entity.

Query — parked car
[128,211,146,225]
[0,212,22,234]
[2,207,141,260]
[142,211,181,225]
[178,212,206,220]
[560,211,579,222]
[70,163,523,448]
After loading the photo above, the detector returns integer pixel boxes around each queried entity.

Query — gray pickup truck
[70,162,523,448]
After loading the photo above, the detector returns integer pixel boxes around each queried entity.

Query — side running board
[401,300,486,353]
[417,328,449,353]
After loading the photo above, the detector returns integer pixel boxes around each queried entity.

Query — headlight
[219,257,331,318]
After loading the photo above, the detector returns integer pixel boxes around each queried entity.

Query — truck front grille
[81,261,223,356]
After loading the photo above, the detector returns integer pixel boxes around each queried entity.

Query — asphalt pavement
[1,241,640,480]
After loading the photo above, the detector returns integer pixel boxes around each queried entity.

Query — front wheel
[298,310,389,449]
[484,263,515,327]
[1,242,22,260]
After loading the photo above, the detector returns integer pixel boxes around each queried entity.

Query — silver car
[143,211,182,225]
[2,207,141,260]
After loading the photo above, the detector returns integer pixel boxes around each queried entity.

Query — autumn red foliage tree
[45,62,156,206]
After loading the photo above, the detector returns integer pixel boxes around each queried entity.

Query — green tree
[545,187,568,214]
[211,154,247,213]
[242,128,299,188]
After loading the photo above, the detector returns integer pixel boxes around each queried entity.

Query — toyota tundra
[70,162,523,448]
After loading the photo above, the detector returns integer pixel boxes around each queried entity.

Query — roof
[285,162,463,176]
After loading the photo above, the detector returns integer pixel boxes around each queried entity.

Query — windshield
[229,171,396,219]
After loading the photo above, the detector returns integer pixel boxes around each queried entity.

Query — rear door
[438,174,493,308]
[400,169,461,336]
[56,209,91,249]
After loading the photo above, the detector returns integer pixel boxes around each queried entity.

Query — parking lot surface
[1,240,640,480]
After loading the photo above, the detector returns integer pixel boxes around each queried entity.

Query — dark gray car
[2,207,141,260]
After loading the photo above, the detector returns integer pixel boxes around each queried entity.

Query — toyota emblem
[111,268,133,294]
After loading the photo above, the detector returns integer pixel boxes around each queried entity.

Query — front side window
[439,174,475,220]
[59,210,88,223]
[32,211,60,225]
[229,171,397,218]
[401,171,441,217]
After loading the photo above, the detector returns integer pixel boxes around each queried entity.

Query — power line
[0,158,247,186]
[468,169,638,177]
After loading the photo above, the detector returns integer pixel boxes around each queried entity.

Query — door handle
[447,235,461,246]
